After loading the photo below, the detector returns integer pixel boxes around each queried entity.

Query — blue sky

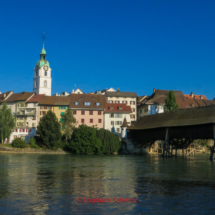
[0,0,215,99]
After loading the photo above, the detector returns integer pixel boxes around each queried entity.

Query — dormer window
[75,102,79,105]
[108,106,113,110]
[96,102,100,106]
[84,102,91,106]
[118,107,123,110]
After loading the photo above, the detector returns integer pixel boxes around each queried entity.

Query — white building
[104,103,131,136]
[137,89,185,119]
[105,89,137,124]
[33,42,52,96]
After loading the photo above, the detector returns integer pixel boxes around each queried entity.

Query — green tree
[36,110,62,149]
[97,128,121,154]
[61,108,77,141]
[0,102,15,143]
[69,124,102,154]
[164,90,178,111]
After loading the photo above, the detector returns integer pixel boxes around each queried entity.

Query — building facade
[69,94,106,128]
[104,103,131,136]
[105,90,137,124]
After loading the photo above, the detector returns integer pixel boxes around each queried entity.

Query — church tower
[33,41,52,96]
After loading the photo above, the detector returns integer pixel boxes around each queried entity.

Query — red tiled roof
[4,92,34,102]
[104,103,132,113]
[27,94,45,103]
[39,96,56,105]
[177,98,215,109]
[54,97,71,105]
[69,94,106,109]
[0,91,13,103]
[184,94,207,100]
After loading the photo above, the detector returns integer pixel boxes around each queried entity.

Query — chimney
[190,92,193,97]
[200,95,203,99]
[153,88,155,93]
[191,103,194,107]
[72,89,75,93]
[3,93,6,98]
[23,90,25,94]
[117,88,120,92]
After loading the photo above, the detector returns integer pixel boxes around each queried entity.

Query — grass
[0,144,13,147]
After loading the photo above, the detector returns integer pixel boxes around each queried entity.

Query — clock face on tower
[43,65,48,71]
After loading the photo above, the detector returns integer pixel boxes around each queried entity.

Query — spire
[121,117,128,127]
[40,41,46,60]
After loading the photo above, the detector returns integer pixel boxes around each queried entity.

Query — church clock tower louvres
[33,41,52,96]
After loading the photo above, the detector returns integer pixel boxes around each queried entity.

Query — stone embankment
[0,146,67,154]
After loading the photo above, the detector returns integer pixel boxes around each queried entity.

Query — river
[0,153,214,214]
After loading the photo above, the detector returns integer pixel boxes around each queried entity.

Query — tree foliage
[164,90,178,111]
[0,102,15,143]
[61,108,77,140]
[97,128,121,154]
[69,124,102,154]
[36,110,62,149]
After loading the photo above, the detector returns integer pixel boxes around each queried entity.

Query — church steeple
[40,42,46,60]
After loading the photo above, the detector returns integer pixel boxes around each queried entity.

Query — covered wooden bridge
[127,105,215,160]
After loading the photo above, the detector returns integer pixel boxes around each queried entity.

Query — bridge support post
[210,124,215,161]
[163,128,169,157]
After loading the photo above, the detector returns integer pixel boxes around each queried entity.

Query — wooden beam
[210,124,215,161]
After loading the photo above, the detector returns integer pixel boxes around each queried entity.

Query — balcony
[17,111,36,115]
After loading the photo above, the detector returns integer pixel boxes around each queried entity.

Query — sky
[0,0,215,99]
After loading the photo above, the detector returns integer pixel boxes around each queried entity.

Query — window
[34,103,37,107]
[140,110,142,113]
[84,102,91,106]
[111,121,114,125]
[144,108,148,113]
[61,112,64,116]
[110,113,114,118]
[44,80,47,87]
[81,119,85,123]
[36,80,38,87]
[98,111,101,115]
[115,101,119,104]
[120,121,122,125]
[48,106,51,109]
[73,110,77,115]
[36,71,38,76]
[60,118,64,122]
[130,114,135,119]
[75,102,79,105]
[90,119,93,123]
[81,111,85,115]
[45,71,47,76]
[116,114,120,118]
[116,97,119,99]
[98,119,102,123]
[130,101,135,105]
[116,128,120,132]
[123,101,127,104]
[33,116,36,120]
[89,111,93,115]
[115,121,120,125]
[131,108,135,112]
[96,102,100,106]
[109,101,113,103]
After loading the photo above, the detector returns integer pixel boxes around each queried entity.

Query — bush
[69,124,102,154]
[12,138,28,148]
[97,128,121,154]
[29,138,40,149]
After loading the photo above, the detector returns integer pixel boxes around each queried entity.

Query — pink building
[69,94,106,128]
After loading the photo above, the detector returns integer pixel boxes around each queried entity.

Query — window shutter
[40,111,41,115]
[59,106,61,109]
[64,106,67,109]
[45,106,47,109]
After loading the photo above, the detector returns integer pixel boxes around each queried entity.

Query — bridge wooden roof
[128,105,215,130]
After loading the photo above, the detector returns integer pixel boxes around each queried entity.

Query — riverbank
[0,145,67,154]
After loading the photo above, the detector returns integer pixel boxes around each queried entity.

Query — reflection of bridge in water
[127,105,215,160]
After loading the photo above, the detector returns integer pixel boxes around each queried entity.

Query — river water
[0,154,214,214]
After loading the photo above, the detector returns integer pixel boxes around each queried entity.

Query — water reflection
[0,154,214,214]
